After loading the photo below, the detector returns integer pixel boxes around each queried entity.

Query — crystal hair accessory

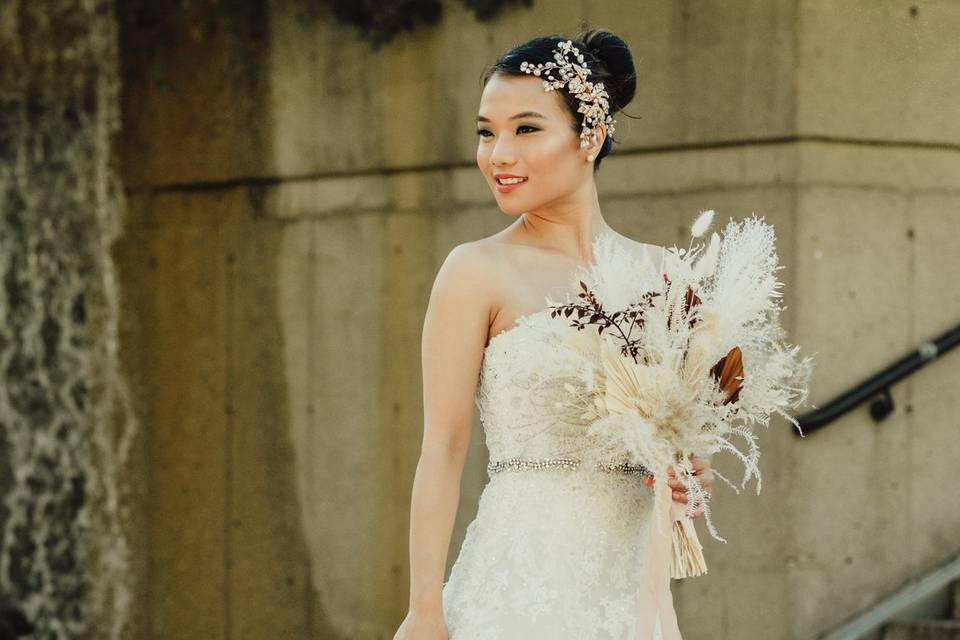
[519,39,616,149]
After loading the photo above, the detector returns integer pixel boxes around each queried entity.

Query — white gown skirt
[441,469,666,640]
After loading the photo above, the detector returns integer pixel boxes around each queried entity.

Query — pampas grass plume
[691,209,715,238]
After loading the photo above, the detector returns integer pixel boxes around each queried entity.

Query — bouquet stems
[670,516,707,578]
[666,451,708,579]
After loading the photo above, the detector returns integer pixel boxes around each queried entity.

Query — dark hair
[481,29,637,171]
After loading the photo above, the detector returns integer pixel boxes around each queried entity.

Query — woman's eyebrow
[476,111,546,123]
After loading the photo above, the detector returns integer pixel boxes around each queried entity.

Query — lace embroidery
[475,309,629,467]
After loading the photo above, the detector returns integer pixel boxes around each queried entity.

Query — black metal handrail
[795,323,960,435]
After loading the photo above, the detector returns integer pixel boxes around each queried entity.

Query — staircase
[820,555,960,640]
[881,580,960,640]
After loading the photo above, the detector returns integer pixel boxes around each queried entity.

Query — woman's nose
[489,137,516,166]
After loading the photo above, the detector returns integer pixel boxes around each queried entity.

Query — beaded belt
[487,456,652,477]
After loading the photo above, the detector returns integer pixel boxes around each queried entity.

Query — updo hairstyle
[481,29,638,171]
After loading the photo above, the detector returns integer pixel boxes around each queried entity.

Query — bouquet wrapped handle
[633,476,685,640]
[632,464,707,639]
[667,456,708,580]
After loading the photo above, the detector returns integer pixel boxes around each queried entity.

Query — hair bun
[574,29,637,113]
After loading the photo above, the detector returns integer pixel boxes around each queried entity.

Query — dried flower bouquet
[548,211,814,578]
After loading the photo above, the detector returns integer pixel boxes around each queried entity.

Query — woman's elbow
[420,426,472,463]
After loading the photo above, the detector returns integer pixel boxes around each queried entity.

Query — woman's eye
[475,125,539,138]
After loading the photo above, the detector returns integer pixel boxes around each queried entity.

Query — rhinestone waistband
[487,456,652,477]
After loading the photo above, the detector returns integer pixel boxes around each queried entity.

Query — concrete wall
[114,0,960,638]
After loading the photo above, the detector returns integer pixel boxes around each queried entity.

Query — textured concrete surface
[113,1,960,638]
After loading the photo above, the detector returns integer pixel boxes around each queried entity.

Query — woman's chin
[496,203,526,216]
[493,195,529,216]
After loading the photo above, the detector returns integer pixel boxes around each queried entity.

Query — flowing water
[0,1,135,638]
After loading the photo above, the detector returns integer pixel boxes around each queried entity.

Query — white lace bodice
[476,307,614,465]
[476,237,664,469]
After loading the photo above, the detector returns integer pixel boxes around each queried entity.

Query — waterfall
[0,1,136,638]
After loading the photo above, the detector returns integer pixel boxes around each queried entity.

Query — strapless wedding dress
[441,238,679,640]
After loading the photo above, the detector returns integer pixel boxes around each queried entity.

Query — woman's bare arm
[406,242,492,617]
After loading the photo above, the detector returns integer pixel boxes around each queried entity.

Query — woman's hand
[393,609,449,640]
[642,454,714,517]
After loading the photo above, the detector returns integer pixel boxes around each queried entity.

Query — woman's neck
[517,213,610,263]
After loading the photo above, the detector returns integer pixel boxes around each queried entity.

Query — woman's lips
[495,177,528,193]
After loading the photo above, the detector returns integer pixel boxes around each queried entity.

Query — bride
[394,30,715,640]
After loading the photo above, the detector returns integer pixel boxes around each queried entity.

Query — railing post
[869,388,895,423]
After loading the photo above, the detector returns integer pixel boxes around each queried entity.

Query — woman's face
[476,73,597,216]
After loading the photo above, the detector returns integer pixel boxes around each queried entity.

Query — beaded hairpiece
[519,39,616,149]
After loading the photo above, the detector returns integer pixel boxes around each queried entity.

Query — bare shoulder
[428,239,501,325]
[434,239,500,292]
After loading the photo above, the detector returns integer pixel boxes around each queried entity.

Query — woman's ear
[595,122,608,148]
[584,122,607,162]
